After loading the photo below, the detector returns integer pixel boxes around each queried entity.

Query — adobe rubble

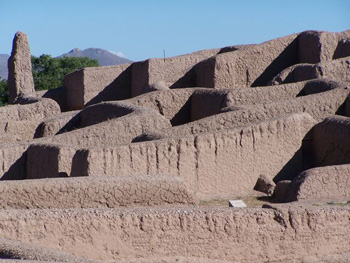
[0,30,350,262]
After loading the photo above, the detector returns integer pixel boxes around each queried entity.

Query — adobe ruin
[0,30,349,262]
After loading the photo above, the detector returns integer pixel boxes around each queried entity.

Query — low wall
[0,175,195,209]
[0,98,60,121]
[287,164,350,202]
[0,206,348,262]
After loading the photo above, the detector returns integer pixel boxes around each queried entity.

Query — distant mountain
[0,48,132,80]
[59,48,132,66]
[0,54,9,80]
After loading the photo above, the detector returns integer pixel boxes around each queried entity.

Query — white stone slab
[229,199,247,208]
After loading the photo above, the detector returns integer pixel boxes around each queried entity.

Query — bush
[0,55,99,106]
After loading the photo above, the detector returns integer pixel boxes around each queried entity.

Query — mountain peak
[60,48,132,66]
[69,48,81,53]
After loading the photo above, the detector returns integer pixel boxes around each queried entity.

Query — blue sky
[1,0,349,61]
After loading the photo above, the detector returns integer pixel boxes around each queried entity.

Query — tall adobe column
[7,31,35,103]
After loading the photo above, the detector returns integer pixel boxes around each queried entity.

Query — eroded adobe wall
[195,34,299,89]
[7,32,35,103]
[190,81,307,121]
[81,113,315,199]
[269,56,350,85]
[163,84,349,139]
[298,30,350,63]
[0,175,195,209]
[124,89,195,125]
[130,49,219,97]
[312,115,350,167]
[0,206,348,262]
[0,143,29,180]
[287,164,350,202]
[64,63,132,110]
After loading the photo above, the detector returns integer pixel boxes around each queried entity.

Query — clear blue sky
[1,0,349,61]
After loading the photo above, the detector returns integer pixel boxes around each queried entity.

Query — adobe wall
[0,143,29,180]
[163,85,349,139]
[195,34,299,88]
[0,120,43,141]
[287,164,350,202]
[190,81,307,121]
[0,98,60,140]
[269,56,350,85]
[81,113,315,199]
[125,88,198,125]
[64,63,131,110]
[130,49,219,97]
[38,108,171,148]
[26,109,171,179]
[312,115,350,167]
[0,206,348,262]
[0,98,60,121]
[0,175,195,209]
[0,238,80,262]
[34,110,80,138]
[298,30,350,63]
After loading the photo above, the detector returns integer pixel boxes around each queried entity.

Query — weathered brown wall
[80,113,315,199]
[0,175,195,209]
[64,64,131,110]
[287,164,350,201]
[130,49,219,97]
[0,206,348,262]
[195,34,299,89]
[312,115,350,167]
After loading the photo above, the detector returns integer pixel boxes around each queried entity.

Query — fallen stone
[254,174,276,195]
[273,180,291,202]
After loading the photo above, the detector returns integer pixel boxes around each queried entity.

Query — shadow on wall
[251,38,299,87]
[170,96,192,126]
[169,67,198,90]
[85,66,132,107]
[273,129,314,183]
[0,152,27,180]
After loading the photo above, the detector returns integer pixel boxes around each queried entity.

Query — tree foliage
[31,55,99,90]
[0,77,8,106]
[0,55,99,106]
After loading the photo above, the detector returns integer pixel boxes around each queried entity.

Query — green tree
[31,55,99,91]
[0,77,8,107]
[0,55,99,106]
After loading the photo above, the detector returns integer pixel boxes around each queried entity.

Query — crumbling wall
[0,206,348,262]
[312,115,350,167]
[81,113,315,199]
[287,164,350,201]
[195,34,299,88]
[64,63,131,110]
[131,49,219,97]
[7,31,35,103]
[0,175,195,209]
